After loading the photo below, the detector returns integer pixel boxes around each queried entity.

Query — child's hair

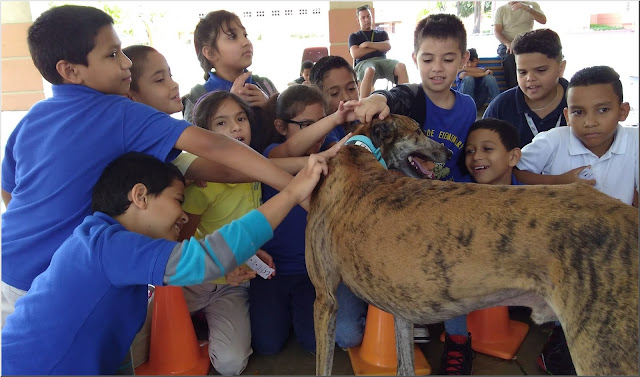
[512,29,563,62]
[300,60,314,74]
[568,66,623,103]
[192,90,255,131]
[468,48,478,62]
[91,152,185,217]
[27,5,114,85]
[193,10,243,81]
[468,118,521,151]
[309,55,357,90]
[122,45,158,92]
[275,84,325,120]
[413,14,467,55]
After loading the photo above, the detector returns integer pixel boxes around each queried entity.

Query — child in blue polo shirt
[439,118,524,375]
[1,5,295,326]
[1,151,327,375]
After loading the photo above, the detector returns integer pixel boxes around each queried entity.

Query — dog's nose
[445,148,453,159]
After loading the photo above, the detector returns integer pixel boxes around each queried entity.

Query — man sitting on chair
[348,4,409,98]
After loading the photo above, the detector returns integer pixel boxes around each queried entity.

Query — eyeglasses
[284,119,315,129]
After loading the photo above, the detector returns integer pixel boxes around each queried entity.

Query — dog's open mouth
[408,154,436,179]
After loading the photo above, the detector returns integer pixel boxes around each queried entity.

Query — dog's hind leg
[313,285,339,375]
[394,316,415,376]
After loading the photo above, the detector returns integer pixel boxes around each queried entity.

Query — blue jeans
[444,314,468,336]
[335,283,368,348]
[249,275,367,354]
[458,75,500,110]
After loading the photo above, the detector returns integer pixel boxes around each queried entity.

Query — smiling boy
[2,151,327,375]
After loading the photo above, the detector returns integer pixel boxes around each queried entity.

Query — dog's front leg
[394,316,415,376]
[314,290,338,376]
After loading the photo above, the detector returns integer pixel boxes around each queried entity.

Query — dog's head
[355,114,452,179]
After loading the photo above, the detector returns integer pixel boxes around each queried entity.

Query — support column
[328,1,374,64]
[1,1,44,111]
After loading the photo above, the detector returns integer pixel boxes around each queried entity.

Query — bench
[451,56,508,95]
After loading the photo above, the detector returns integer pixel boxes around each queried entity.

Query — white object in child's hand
[246,255,275,279]
[579,166,595,181]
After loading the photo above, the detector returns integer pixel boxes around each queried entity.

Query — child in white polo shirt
[515,65,638,207]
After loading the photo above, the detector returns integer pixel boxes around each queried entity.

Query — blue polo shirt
[483,78,569,148]
[1,84,189,291]
[203,70,256,93]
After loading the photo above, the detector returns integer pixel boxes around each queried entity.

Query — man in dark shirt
[348,4,409,97]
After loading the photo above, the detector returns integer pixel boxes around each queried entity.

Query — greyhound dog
[305,114,639,376]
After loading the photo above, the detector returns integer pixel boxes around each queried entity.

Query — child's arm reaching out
[268,101,358,158]
[175,126,294,192]
[163,154,328,286]
[514,165,596,186]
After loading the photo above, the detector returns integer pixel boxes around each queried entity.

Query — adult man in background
[494,1,546,89]
[348,4,409,98]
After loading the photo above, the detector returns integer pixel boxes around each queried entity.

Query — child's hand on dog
[318,132,353,160]
[354,94,390,124]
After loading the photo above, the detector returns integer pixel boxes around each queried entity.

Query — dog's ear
[370,120,395,148]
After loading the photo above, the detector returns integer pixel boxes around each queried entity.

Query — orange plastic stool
[348,305,431,375]
[135,286,211,375]
[439,306,529,360]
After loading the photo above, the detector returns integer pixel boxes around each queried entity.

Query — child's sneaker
[414,324,431,343]
[440,333,473,375]
[537,325,577,375]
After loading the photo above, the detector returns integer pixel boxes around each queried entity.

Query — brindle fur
[305,114,639,376]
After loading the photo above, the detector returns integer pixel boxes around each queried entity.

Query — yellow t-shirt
[182,181,262,283]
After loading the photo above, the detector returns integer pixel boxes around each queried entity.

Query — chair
[301,47,328,63]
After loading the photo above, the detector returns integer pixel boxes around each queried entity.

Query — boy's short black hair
[27,5,114,85]
[512,29,563,62]
[300,60,314,73]
[91,152,185,217]
[275,84,325,121]
[309,55,357,90]
[468,118,521,151]
[568,65,624,103]
[122,45,157,92]
[356,4,370,15]
[468,48,478,61]
[413,14,467,55]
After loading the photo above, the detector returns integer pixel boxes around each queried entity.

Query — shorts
[354,56,399,83]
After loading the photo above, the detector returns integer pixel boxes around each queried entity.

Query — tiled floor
[205,308,554,375]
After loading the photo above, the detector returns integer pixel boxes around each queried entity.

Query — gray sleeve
[182,96,195,124]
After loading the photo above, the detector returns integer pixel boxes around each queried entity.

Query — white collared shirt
[517,124,639,205]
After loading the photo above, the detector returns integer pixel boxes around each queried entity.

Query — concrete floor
[204,308,554,375]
